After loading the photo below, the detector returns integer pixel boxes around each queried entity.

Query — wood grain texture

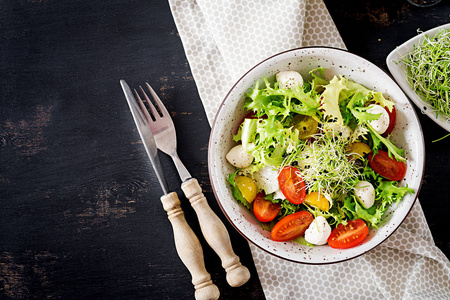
[160,192,219,300]
[182,178,251,288]
[0,0,448,299]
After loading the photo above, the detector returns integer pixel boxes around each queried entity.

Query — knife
[120,80,219,300]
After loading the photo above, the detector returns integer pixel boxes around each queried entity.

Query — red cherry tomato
[253,193,281,222]
[368,150,406,181]
[271,211,314,242]
[383,106,396,136]
[278,166,306,205]
[327,219,369,249]
[243,111,258,119]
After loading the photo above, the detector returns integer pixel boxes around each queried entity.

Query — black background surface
[1,1,449,299]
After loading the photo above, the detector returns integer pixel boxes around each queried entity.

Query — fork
[135,83,250,288]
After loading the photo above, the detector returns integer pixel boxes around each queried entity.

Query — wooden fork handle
[181,178,251,287]
[160,192,220,300]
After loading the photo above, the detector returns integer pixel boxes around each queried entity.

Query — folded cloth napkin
[168,1,450,299]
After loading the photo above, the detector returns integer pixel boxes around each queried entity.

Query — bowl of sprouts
[387,23,450,132]
[208,47,425,264]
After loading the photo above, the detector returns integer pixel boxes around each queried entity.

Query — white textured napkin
[168,1,450,299]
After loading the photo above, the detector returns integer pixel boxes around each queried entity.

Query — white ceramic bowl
[208,47,425,264]
[387,23,450,132]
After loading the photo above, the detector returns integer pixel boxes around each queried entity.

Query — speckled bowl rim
[208,46,425,264]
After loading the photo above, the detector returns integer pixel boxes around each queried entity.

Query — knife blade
[120,80,168,194]
[120,79,219,300]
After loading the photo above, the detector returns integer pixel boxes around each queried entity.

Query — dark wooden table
[1,1,449,299]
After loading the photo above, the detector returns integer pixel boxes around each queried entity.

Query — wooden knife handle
[160,192,220,300]
[181,178,251,287]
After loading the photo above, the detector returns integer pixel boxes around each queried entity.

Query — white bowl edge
[209,47,425,264]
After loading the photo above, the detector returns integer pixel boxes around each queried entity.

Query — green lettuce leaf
[340,194,383,228]
[236,113,302,168]
[321,76,347,124]
[354,200,384,228]
[309,67,329,92]
[367,124,405,162]
[240,118,258,151]
[244,77,320,120]
[292,236,315,247]
[279,199,301,218]
[372,91,395,112]
[376,181,415,204]
[350,107,382,125]
[337,178,414,228]
[342,194,356,220]
[258,220,276,231]
[343,81,395,112]
[304,204,347,227]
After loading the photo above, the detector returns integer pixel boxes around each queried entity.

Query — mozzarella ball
[253,166,280,194]
[324,123,352,141]
[225,144,253,168]
[354,181,375,209]
[276,71,304,90]
[304,216,332,245]
[367,104,390,134]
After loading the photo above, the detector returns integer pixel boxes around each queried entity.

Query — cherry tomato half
[290,114,318,140]
[368,150,406,181]
[253,193,281,222]
[271,211,314,242]
[278,166,306,205]
[327,219,369,249]
[235,175,258,203]
[346,142,372,162]
[304,191,329,212]
[383,106,396,136]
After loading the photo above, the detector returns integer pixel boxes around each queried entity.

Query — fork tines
[134,83,169,123]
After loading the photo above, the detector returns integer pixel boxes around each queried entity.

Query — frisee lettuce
[227,67,414,231]
[244,77,320,120]
[235,115,301,167]
[319,75,395,126]
[376,181,415,205]
[321,76,347,124]
[367,124,405,162]
[337,164,415,227]
[310,67,329,91]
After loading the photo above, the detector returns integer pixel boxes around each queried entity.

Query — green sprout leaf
[399,28,450,119]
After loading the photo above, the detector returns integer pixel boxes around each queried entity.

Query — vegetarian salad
[226,68,414,249]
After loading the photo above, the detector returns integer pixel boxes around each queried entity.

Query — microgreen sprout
[432,132,450,142]
[286,128,361,199]
[400,29,450,120]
